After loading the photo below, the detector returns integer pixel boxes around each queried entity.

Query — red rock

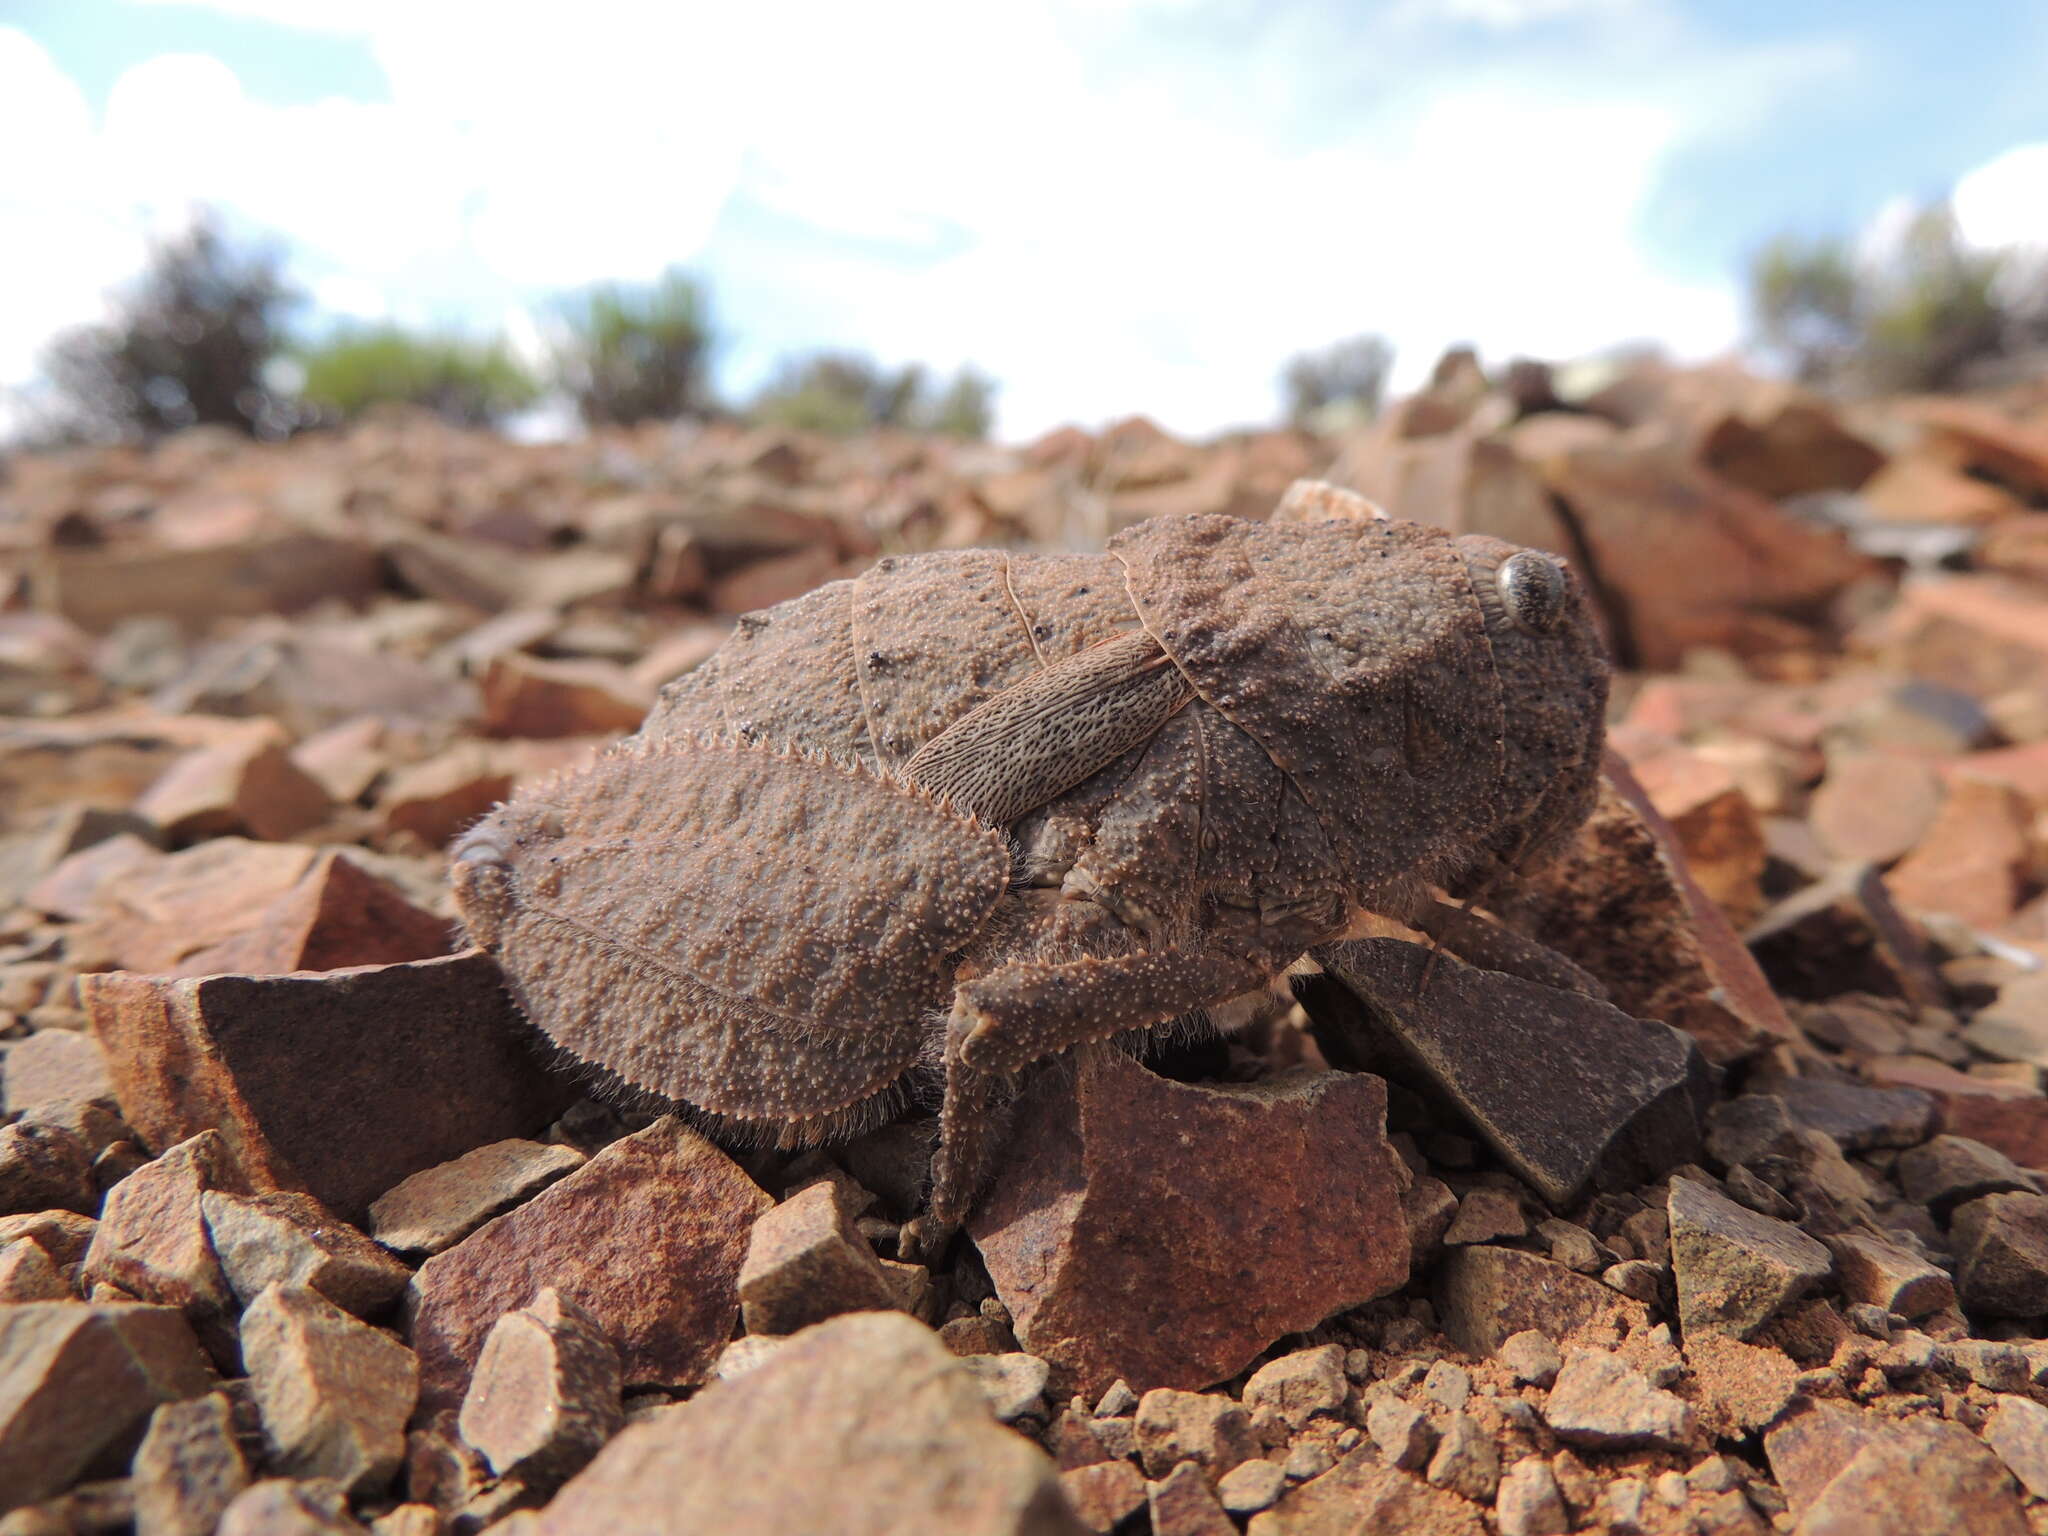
[0,1122,94,1218]
[200,1190,411,1318]
[970,1050,1410,1395]
[1533,435,1868,669]
[1943,741,2048,813]
[1980,514,2048,585]
[1252,1445,1486,1535]
[1808,752,1945,867]
[2,1031,113,1117]
[0,714,243,833]
[23,832,164,921]
[377,745,512,850]
[171,851,453,977]
[82,951,572,1221]
[240,1284,417,1498]
[1864,1059,2048,1170]
[68,839,323,974]
[1901,396,2048,499]
[478,655,651,740]
[1147,1460,1235,1536]
[81,1131,249,1360]
[737,1182,899,1336]
[29,534,381,632]
[1886,776,2032,928]
[708,546,842,615]
[1859,454,2024,525]
[457,1288,621,1488]
[1795,1417,2026,1535]
[1868,575,2048,699]
[407,1118,769,1410]
[133,730,335,844]
[288,717,391,805]
[530,1311,1079,1536]
[1747,865,1945,1011]
[1433,1246,1646,1357]
[0,1302,214,1514]
[1623,742,1767,926]
[1059,1461,1145,1534]
[1511,756,1796,1063]
[367,1140,587,1257]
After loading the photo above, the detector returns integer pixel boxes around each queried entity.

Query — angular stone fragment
[1443,1186,1528,1245]
[1888,775,2033,929]
[216,1478,368,1536]
[132,1393,249,1536]
[1495,1456,1567,1536]
[1668,1178,1832,1341]
[366,1139,584,1257]
[1426,1411,1499,1502]
[1059,1461,1145,1534]
[408,1119,768,1410]
[84,952,572,1221]
[377,745,512,850]
[241,1284,417,1498]
[1305,939,1709,1208]
[1134,1390,1255,1479]
[0,1303,212,1513]
[1542,1348,1694,1452]
[2,1031,113,1118]
[1217,1459,1286,1515]
[1148,1460,1234,1536]
[1763,1078,1933,1152]
[1809,752,1943,866]
[1434,1246,1646,1358]
[134,732,334,844]
[1746,864,1943,1010]
[1248,1446,1486,1536]
[1951,1193,2048,1316]
[82,1130,248,1359]
[172,852,454,978]
[1365,1397,1435,1471]
[1500,1330,1561,1387]
[1795,1418,2026,1536]
[531,1313,1082,1536]
[960,1353,1051,1424]
[1983,1395,2048,1502]
[971,1050,1409,1394]
[0,1240,68,1303]
[1505,758,1796,1062]
[201,1191,410,1318]
[457,1287,621,1488]
[1241,1346,1345,1430]
[480,654,653,740]
[1824,1233,1954,1320]
[67,838,321,973]
[1896,1135,2035,1217]
[0,1213,95,1277]
[738,1181,899,1336]
[0,1121,94,1217]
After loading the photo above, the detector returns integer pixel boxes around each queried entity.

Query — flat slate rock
[407,1118,768,1411]
[83,951,574,1222]
[1668,1177,1833,1341]
[1434,1246,1647,1358]
[1302,938,1711,1207]
[970,1048,1410,1395]
[531,1312,1083,1536]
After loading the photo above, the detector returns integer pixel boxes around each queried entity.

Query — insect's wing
[455,739,1009,1122]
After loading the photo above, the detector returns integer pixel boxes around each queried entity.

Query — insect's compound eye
[1497,551,1568,635]
[452,829,509,868]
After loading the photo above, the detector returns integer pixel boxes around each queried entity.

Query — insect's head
[1453,535,1611,880]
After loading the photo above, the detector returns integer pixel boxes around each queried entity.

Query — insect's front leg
[900,937,1303,1264]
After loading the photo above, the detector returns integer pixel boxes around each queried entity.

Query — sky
[2,0,2045,441]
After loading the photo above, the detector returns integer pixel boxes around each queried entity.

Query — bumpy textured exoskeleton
[451,483,1612,1259]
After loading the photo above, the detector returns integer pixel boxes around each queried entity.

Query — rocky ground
[1,351,2047,1534]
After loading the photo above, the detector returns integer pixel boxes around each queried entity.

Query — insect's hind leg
[900,938,1298,1264]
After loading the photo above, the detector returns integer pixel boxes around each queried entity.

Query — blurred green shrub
[1281,334,1394,430]
[40,214,301,440]
[296,324,539,428]
[751,353,995,438]
[551,270,715,426]
[1751,199,2018,393]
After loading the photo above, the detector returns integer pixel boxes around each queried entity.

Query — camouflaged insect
[451,481,1612,1258]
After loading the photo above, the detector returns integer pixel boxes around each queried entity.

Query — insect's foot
[897,1214,957,1268]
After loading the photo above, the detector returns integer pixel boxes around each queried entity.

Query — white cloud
[1955,142,2048,253]
[2,3,1864,438]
